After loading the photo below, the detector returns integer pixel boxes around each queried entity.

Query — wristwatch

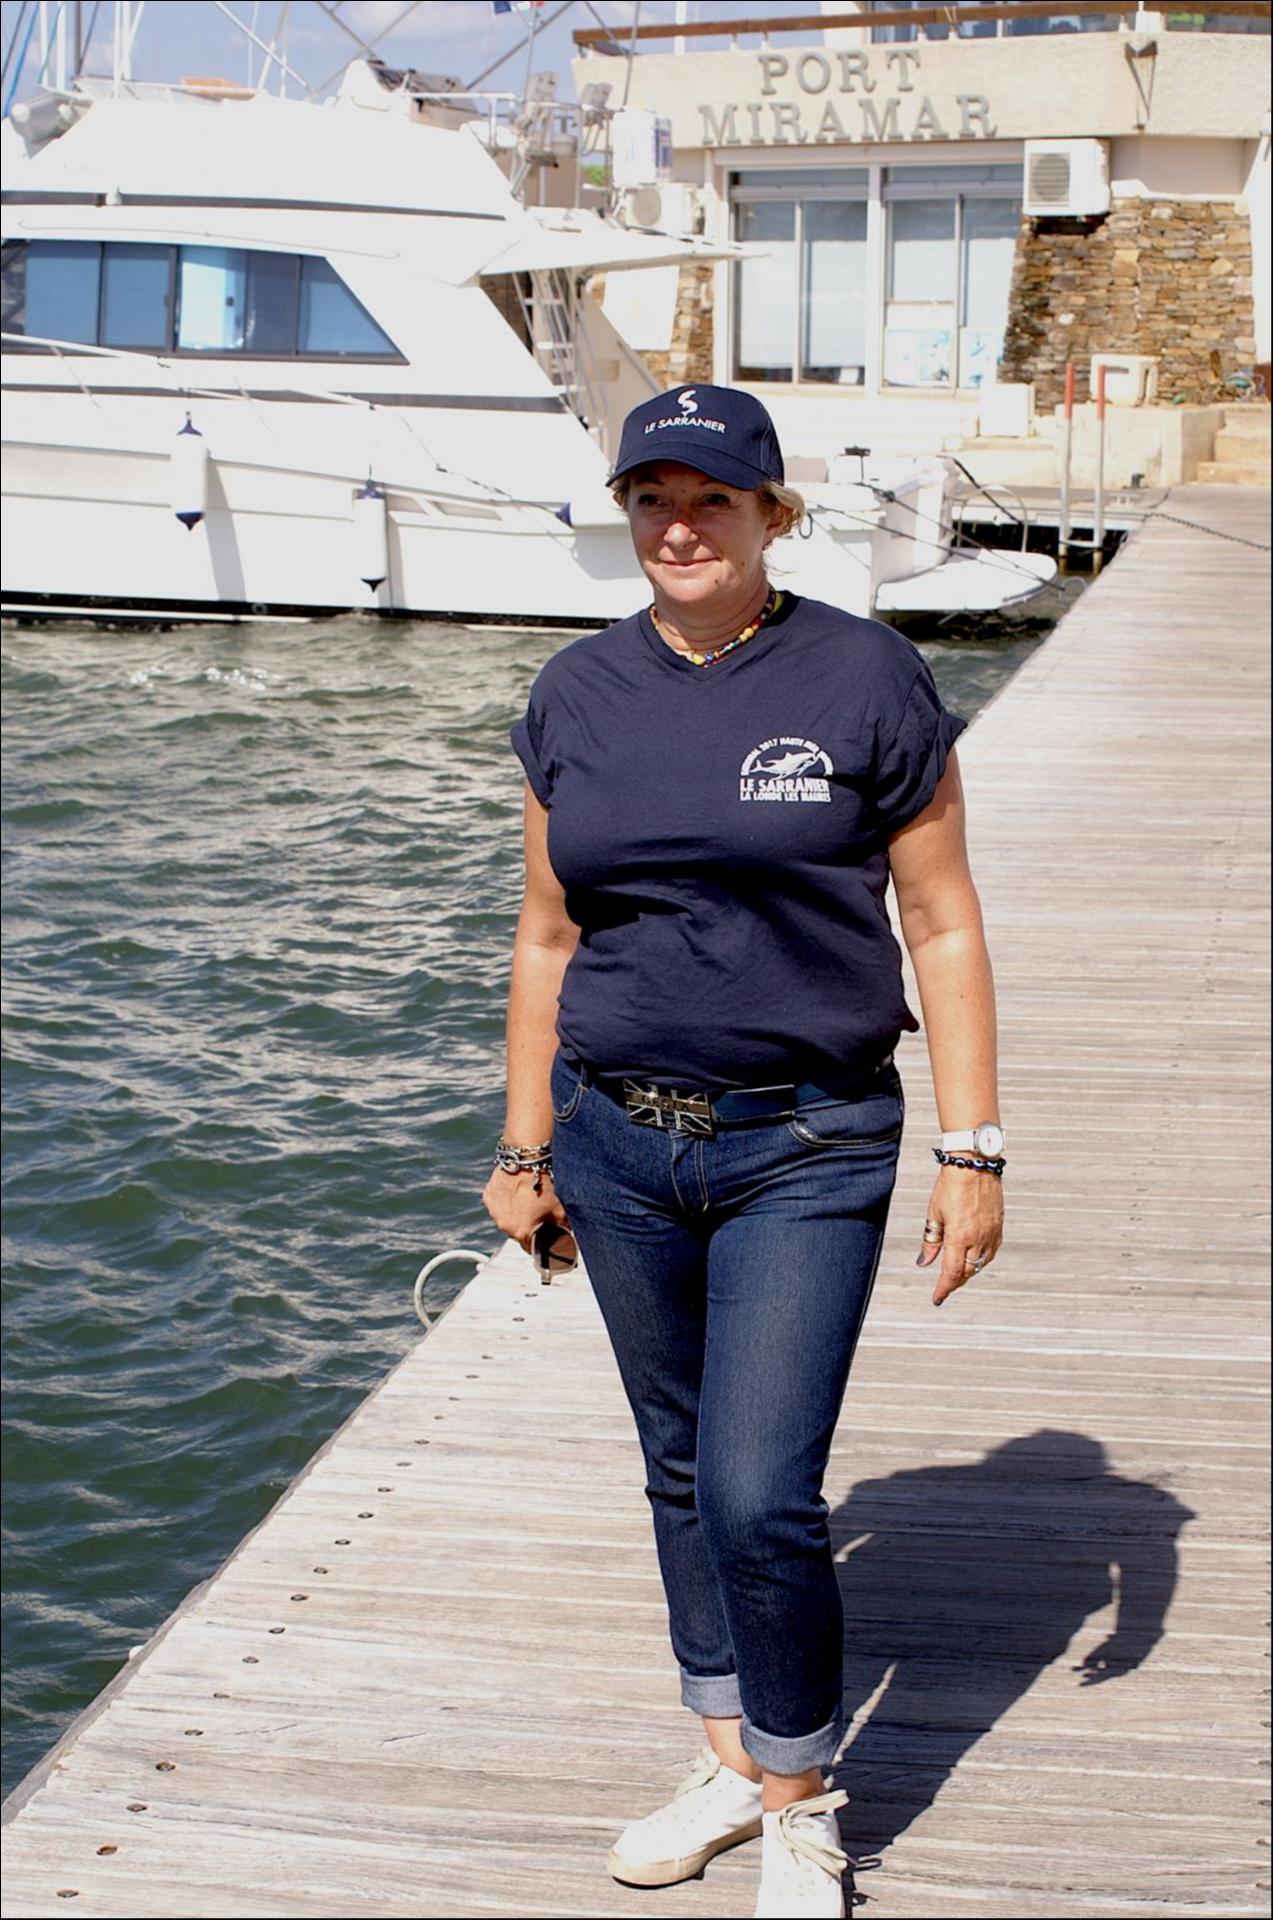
[941,1123,1006,1159]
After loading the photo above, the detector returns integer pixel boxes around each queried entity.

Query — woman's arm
[482,781,580,1251]
[886,747,1005,1305]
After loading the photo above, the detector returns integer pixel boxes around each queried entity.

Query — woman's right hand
[481,1165,571,1255]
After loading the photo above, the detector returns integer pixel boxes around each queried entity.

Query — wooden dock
[3,484,1269,1919]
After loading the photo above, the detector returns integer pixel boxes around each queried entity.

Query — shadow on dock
[827,1430,1194,1879]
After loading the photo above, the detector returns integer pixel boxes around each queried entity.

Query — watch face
[976,1124,1005,1157]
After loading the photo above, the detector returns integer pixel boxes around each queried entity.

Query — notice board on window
[883,302,954,388]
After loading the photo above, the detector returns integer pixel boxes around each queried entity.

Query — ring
[964,1253,987,1271]
[922,1219,943,1243]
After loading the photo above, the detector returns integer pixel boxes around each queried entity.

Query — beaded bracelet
[932,1147,1005,1179]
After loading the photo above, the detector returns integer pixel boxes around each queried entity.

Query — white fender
[553,481,627,531]
[171,414,210,531]
[354,480,388,592]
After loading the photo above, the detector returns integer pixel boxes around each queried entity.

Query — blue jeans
[548,1046,904,1774]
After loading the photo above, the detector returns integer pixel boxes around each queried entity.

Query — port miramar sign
[699,48,996,146]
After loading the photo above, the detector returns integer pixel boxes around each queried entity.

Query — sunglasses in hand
[532,1220,578,1284]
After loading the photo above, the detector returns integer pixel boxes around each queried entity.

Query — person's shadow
[823,1431,1193,1888]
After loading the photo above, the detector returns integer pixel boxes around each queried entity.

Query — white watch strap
[941,1126,1004,1154]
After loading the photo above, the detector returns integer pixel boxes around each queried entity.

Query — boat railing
[0,328,387,414]
[950,480,1034,552]
[0,330,574,515]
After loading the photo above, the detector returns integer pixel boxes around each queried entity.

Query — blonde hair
[609,471,807,543]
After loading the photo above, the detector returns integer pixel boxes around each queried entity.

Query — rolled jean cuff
[740,1704,846,1774]
[679,1668,744,1718]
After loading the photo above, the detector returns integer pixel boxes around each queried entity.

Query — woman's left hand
[915,1165,1004,1306]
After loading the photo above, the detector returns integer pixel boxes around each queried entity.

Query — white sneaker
[753,1787,850,1918]
[606,1744,764,1887]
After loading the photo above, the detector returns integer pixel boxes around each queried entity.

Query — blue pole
[4,1,43,119]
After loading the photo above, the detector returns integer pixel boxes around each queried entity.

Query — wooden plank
[2,486,1269,1918]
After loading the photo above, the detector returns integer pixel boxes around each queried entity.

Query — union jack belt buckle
[622,1079,717,1137]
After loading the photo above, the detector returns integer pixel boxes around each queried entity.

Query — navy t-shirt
[510,591,968,1093]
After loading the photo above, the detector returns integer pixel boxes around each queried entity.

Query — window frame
[730,168,870,388]
[728,162,1020,397]
[0,238,406,364]
[882,166,1020,392]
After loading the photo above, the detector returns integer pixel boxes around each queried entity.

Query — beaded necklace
[651,585,782,668]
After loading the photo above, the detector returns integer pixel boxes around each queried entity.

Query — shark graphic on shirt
[754,748,824,778]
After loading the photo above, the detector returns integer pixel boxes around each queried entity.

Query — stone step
[1193,459,1273,486]
[1217,414,1272,446]
[1212,427,1272,466]
[1223,403,1272,430]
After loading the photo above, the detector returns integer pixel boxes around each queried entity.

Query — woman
[484,385,1005,1919]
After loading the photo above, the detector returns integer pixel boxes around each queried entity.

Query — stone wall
[638,262,716,389]
[1001,198,1255,411]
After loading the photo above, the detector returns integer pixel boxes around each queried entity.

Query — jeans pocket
[550,1050,587,1125]
[786,1073,904,1149]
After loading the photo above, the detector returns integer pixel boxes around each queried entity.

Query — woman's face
[625,462,784,613]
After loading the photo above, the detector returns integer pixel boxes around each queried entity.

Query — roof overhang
[479,208,759,277]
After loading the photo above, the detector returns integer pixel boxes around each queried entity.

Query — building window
[883,165,1020,390]
[885,198,955,387]
[869,0,948,42]
[960,198,1020,388]
[731,168,869,387]
[731,164,1019,394]
[869,3,1127,37]
[802,201,868,386]
[734,201,796,381]
[1002,10,1122,33]
[1,240,401,360]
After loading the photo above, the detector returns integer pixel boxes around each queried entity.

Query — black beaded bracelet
[932,1147,1006,1178]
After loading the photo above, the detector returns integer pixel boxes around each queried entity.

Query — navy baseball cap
[607,384,785,492]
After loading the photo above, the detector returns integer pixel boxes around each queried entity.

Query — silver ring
[965,1254,987,1271]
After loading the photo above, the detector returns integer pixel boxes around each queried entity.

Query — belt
[573,1053,895,1137]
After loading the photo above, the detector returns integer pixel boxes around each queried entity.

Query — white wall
[1110,135,1249,200]
[1241,131,1271,364]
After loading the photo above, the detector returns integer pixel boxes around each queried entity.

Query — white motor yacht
[1,62,734,624]
[1,53,1055,627]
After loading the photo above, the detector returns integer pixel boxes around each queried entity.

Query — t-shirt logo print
[740,736,833,804]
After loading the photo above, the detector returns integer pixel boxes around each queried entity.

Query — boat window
[1,239,399,360]
[176,247,303,354]
[6,240,102,345]
[297,257,397,357]
[177,247,248,351]
[100,243,171,350]
[244,251,301,355]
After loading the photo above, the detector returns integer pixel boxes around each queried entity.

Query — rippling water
[1,595,1063,1794]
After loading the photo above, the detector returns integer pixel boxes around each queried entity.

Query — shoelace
[671,1744,727,1800]
[774,1789,851,1881]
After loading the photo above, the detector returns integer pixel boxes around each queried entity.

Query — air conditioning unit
[1023,139,1110,217]
[621,182,702,237]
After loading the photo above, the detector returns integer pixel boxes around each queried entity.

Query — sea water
[1,598,1061,1794]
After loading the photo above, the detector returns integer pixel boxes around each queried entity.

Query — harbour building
[574,3,1272,489]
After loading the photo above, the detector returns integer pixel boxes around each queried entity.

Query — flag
[492,2,544,12]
